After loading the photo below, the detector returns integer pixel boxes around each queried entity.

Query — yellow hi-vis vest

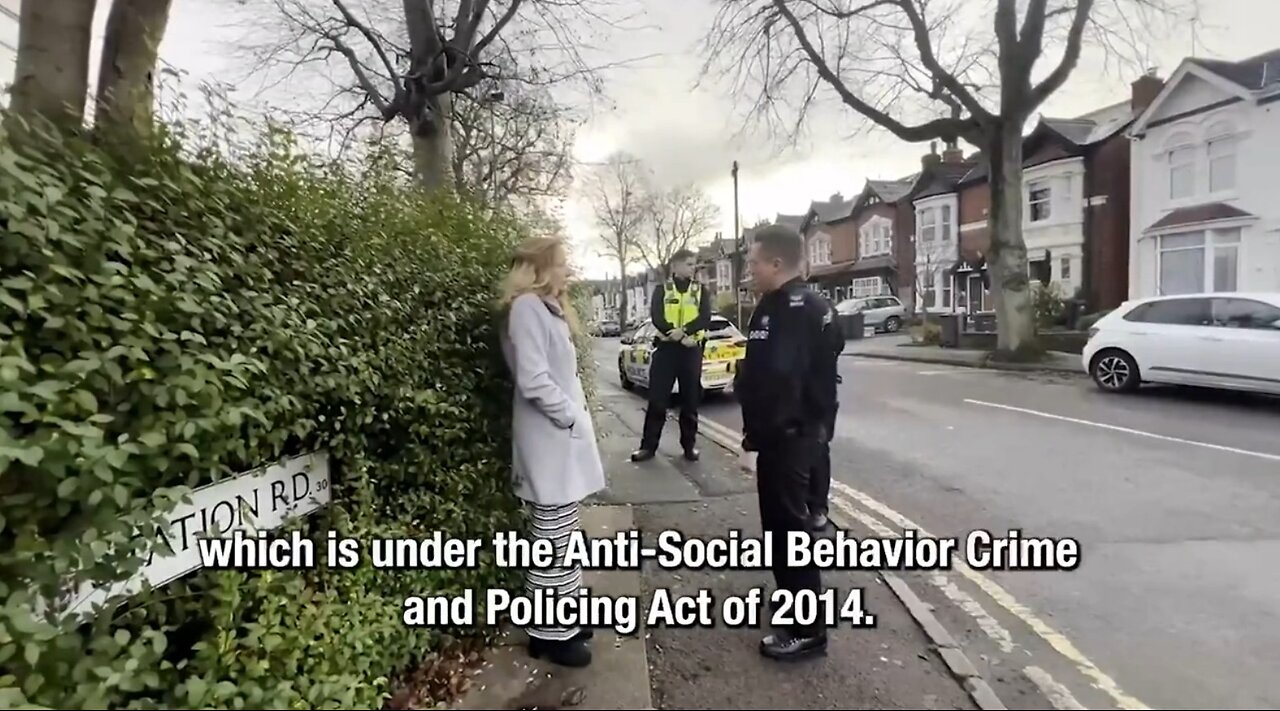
[663,280,705,343]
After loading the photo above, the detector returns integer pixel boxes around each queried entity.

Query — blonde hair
[498,235,582,337]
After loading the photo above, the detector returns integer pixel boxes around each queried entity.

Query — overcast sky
[144,0,1279,279]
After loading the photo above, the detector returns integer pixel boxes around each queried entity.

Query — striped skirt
[524,501,583,641]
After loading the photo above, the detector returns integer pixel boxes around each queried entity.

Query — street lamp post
[732,160,741,327]
[485,89,505,206]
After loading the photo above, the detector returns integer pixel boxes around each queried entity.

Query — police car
[617,316,748,394]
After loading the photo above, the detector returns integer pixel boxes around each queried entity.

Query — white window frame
[1165,131,1197,201]
[1206,121,1237,195]
[850,277,883,298]
[920,269,936,309]
[919,208,937,243]
[859,218,893,257]
[939,205,953,242]
[1060,256,1072,282]
[1156,228,1241,295]
[809,233,832,266]
[1028,180,1052,223]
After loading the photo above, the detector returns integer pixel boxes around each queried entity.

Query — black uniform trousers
[640,343,702,452]
[755,429,823,636]
[807,407,836,517]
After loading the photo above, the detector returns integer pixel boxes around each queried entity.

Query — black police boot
[808,511,831,532]
[572,627,594,642]
[683,447,700,461]
[760,630,828,661]
[630,448,655,462]
[528,636,592,668]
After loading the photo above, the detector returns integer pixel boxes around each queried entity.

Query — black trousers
[807,408,836,516]
[755,431,823,636]
[640,344,702,452]
[808,440,831,516]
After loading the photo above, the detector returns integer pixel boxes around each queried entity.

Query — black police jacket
[734,277,842,444]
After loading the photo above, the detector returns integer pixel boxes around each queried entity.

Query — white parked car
[1081,292,1280,395]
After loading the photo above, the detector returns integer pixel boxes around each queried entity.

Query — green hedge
[0,121,526,709]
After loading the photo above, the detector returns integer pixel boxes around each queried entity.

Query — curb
[846,350,1082,376]
[695,416,1007,711]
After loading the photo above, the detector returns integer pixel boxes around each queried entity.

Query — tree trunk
[410,93,455,194]
[617,256,629,327]
[95,0,174,142]
[985,121,1037,356]
[8,0,98,131]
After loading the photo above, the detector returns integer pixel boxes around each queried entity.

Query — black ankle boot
[527,636,592,667]
[572,627,594,642]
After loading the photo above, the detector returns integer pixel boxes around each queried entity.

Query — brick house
[916,74,1165,315]
[1127,48,1280,297]
[843,179,915,303]
[799,194,858,300]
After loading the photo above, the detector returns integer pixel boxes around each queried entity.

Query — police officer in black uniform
[735,223,841,661]
[632,249,713,463]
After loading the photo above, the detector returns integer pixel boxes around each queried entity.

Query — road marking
[929,572,1017,654]
[696,414,1148,710]
[830,497,1018,654]
[963,398,1280,463]
[1024,666,1088,710]
[916,369,999,376]
[830,481,1150,711]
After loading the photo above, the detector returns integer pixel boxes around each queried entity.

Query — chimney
[1131,69,1163,113]
[941,139,964,164]
[922,140,942,171]
[829,192,844,203]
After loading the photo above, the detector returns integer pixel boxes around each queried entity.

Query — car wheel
[1090,349,1139,393]
[884,316,902,333]
[619,359,634,390]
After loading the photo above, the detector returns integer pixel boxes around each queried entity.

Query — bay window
[917,204,953,243]
[1157,228,1240,295]
[1028,180,1052,222]
[859,220,893,257]
[809,233,831,266]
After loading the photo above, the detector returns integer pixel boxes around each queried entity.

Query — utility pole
[485,89,505,206]
[732,160,741,327]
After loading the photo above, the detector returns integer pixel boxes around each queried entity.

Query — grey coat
[500,293,605,506]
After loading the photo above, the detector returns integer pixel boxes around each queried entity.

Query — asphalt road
[591,336,1280,710]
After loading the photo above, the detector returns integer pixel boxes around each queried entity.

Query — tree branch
[1029,0,1096,108]
[894,0,993,121]
[771,0,980,143]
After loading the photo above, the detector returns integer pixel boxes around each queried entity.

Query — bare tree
[585,152,652,326]
[232,0,635,194]
[633,185,722,275]
[449,83,577,211]
[8,0,99,131]
[701,0,1194,356]
[96,0,176,142]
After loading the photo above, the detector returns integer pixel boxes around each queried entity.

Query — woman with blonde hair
[497,235,605,668]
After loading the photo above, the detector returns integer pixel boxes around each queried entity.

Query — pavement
[453,347,995,710]
[587,335,1280,711]
[842,334,1082,374]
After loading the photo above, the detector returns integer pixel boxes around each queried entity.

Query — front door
[966,274,987,313]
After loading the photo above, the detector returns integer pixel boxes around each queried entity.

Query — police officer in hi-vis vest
[632,249,713,463]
